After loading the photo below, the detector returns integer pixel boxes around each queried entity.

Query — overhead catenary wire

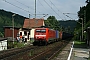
[37,0,54,27]
[3,0,32,14]
[2,0,73,20]
[15,0,47,18]
[38,0,52,15]
[49,0,66,20]
[43,0,64,20]
[14,0,34,10]
[65,13,79,20]
[49,0,78,20]
[63,13,78,20]
[63,14,74,20]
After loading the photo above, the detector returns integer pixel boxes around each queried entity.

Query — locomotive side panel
[45,28,49,42]
[48,29,56,43]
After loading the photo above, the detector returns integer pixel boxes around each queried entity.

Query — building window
[20,32,22,36]
[24,31,27,35]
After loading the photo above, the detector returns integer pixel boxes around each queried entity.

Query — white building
[18,28,31,42]
[0,38,7,51]
[30,29,35,40]
[23,18,45,43]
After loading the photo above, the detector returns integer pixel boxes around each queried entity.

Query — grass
[8,41,27,49]
[74,40,87,48]
[88,58,90,60]
[14,42,25,48]
[7,40,34,49]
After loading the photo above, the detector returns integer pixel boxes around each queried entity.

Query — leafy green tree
[75,2,90,40]
[45,16,60,30]
[78,3,90,27]
[0,32,4,37]
[0,9,26,37]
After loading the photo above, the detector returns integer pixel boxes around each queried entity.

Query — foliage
[7,41,14,49]
[59,20,77,33]
[7,40,25,49]
[45,16,61,31]
[45,16,77,34]
[75,2,90,40]
[0,9,26,37]
[78,3,90,27]
[74,40,87,48]
[14,42,25,48]
[0,32,4,37]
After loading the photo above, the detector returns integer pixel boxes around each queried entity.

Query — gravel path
[52,41,72,60]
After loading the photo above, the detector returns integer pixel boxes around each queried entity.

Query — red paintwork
[59,31,62,40]
[34,28,56,42]
[4,27,19,38]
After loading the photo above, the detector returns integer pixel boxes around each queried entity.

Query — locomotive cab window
[36,29,46,33]
[41,30,46,33]
[36,30,41,32]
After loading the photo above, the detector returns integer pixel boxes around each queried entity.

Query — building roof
[23,18,45,28]
[0,38,7,41]
[3,26,31,30]
[3,26,20,29]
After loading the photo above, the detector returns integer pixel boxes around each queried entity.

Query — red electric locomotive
[33,28,56,45]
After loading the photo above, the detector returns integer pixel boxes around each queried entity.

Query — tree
[0,9,26,37]
[75,2,90,40]
[78,3,90,25]
[45,16,60,30]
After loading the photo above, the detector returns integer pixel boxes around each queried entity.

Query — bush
[7,40,25,49]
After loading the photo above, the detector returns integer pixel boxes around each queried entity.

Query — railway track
[0,40,69,60]
[29,40,68,60]
[0,45,38,60]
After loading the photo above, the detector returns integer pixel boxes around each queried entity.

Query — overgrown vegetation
[59,20,77,33]
[0,9,26,37]
[74,2,90,41]
[45,16,76,34]
[74,40,87,48]
[7,40,26,49]
[45,16,61,31]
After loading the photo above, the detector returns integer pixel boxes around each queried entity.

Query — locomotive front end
[33,28,47,45]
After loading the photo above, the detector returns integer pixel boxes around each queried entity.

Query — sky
[0,0,86,20]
